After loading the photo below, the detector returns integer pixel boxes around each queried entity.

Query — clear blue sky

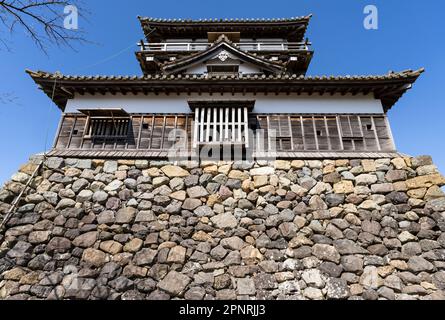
[0,0,444,184]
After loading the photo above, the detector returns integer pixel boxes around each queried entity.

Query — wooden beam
[67,115,77,148]
[237,107,242,142]
[371,116,381,151]
[267,115,271,151]
[219,108,224,143]
[137,116,144,149]
[288,116,294,151]
[225,107,229,141]
[324,116,331,151]
[148,116,155,149]
[384,115,396,151]
[206,107,211,142]
[193,108,199,149]
[244,107,249,148]
[231,107,236,141]
[312,116,319,150]
[200,107,205,144]
[160,116,167,149]
[300,116,306,150]
[357,116,365,150]
[213,108,217,143]
[53,114,65,149]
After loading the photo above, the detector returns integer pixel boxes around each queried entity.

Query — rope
[75,43,136,73]
[73,28,157,73]
[0,75,58,232]
[1,29,162,232]
[0,159,44,231]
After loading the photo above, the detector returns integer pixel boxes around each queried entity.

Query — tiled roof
[138,16,312,43]
[138,16,312,24]
[26,68,423,112]
[26,68,424,82]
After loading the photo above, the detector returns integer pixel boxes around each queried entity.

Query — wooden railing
[138,42,310,52]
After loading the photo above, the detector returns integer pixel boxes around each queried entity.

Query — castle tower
[0,16,444,301]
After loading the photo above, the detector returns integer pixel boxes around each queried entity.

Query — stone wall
[0,155,444,300]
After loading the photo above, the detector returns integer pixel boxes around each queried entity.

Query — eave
[26,68,424,113]
[138,16,312,43]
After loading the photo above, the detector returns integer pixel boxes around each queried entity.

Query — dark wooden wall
[54,113,395,153]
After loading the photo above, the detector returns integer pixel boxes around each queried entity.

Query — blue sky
[0,0,444,184]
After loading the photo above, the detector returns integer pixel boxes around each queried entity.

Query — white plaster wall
[65,93,384,114]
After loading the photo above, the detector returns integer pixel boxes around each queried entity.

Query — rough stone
[28,231,51,244]
[407,256,435,273]
[187,186,209,198]
[386,170,407,182]
[72,232,97,248]
[326,278,350,299]
[304,287,323,300]
[115,207,137,224]
[211,213,237,229]
[133,249,157,266]
[341,256,364,273]
[333,181,354,194]
[274,160,291,170]
[82,248,108,267]
[167,246,186,264]
[100,241,123,255]
[356,174,378,186]
[161,166,190,178]
[236,278,256,295]
[0,156,444,301]
[250,167,275,176]
[312,244,340,263]
[334,239,368,255]
[360,266,383,290]
[157,271,191,296]
[301,269,325,288]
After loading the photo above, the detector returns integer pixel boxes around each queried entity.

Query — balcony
[138,41,310,52]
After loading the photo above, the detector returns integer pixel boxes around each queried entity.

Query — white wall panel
[65,93,384,114]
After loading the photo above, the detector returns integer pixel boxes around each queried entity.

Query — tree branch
[0,0,88,53]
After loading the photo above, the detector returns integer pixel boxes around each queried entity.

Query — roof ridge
[138,15,312,23]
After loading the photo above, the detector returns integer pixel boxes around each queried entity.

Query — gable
[184,48,264,75]
[161,39,284,75]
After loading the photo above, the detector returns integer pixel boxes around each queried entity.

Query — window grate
[193,106,249,148]
[86,118,130,139]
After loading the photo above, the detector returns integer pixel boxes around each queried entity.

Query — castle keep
[0,16,444,300]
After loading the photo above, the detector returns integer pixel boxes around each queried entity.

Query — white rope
[73,28,157,73]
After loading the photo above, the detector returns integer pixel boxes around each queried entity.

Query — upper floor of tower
[136,16,313,76]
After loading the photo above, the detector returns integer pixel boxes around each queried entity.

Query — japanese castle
[4,15,445,302]
[28,16,422,160]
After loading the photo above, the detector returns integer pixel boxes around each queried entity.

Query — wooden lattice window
[78,109,131,140]
[85,118,130,139]
[193,106,250,148]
